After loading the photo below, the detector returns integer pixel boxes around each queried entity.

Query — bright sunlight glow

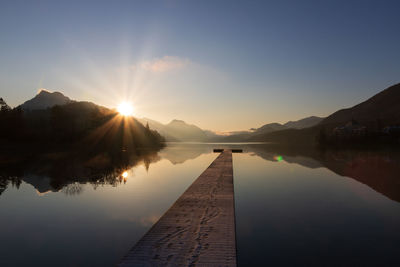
[117,102,134,116]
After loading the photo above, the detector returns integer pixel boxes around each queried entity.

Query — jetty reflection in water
[0,143,400,266]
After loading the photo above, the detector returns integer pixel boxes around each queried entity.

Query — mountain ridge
[248,83,400,145]
[220,116,324,142]
[19,90,73,111]
[320,83,400,128]
[284,116,323,129]
[1,91,165,151]
[139,118,212,142]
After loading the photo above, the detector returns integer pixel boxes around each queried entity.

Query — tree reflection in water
[62,183,84,196]
[0,148,161,196]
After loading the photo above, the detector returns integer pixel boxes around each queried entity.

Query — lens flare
[273,155,283,162]
[121,171,128,178]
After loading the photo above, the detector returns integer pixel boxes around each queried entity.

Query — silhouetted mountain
[284,116,323,129]
[320,83,400,129]
[19,90,73,110]
[0,93,165,154]
[249,83,400,146]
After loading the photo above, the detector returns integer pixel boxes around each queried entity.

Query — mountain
[320,83,400,129]
[164,120,208,141]
[221,117,322,142]
[139,118,217,142]
[254,117,324,134]
[19,90,73,110]
[249,83,400,146]
[139,117,179,141]
[1,93,165,153]
[203,130,225,141]
[255,123,287,134]
[284,116,323,129]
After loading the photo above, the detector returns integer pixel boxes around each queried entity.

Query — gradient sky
[1,0,399,131]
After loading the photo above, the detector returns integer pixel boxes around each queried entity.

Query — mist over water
[1,143,400,266]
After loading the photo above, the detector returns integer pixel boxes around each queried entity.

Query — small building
[333,120,367,138]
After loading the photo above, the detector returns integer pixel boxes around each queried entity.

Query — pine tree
[0,97,11,112]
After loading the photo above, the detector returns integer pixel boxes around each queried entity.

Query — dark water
[1,143,400,266]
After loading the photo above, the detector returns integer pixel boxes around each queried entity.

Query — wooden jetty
[119,149,237,266]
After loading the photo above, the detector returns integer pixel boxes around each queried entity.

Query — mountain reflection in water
[247,145,400,202]
[1,143,399,203]
[190,144,400,203]
[161,143,400,204]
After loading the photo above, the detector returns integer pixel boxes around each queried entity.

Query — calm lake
[1,143,400,266]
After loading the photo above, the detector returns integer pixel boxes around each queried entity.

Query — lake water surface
[1,143,400,266]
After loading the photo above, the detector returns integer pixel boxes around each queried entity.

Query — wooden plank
[119,150,237,266]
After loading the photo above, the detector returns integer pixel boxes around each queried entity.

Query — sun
[117,102,134,116]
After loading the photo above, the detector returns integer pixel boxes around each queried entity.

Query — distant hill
[19,90,73,110]
[203,129,224,141]
[255,123,287,134]
[139,117,179,141]
[164,120,208,141]
[139,118,219,142]
[222,116,323,142]
[284,116,323,129]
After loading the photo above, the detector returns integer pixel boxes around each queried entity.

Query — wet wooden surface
[119,150,236,266]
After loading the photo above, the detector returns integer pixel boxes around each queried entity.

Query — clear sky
[0,0,399,131]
